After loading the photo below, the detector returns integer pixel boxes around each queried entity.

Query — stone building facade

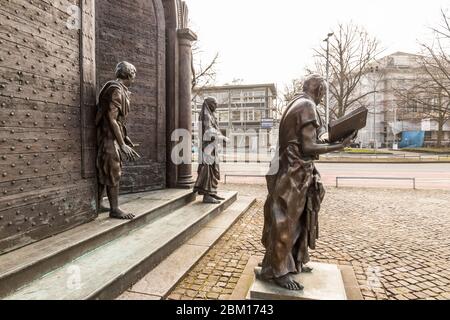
[192,84,278,151]
[357,52,450,148]
[0,0,196,254]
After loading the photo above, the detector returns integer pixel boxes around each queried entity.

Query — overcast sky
[186,0,449,90]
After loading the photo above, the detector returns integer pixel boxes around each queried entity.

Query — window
[219,111,229,122]
[242,90,265,103]
[215,91,229,104]
[252,90,266,103]
[409,100,418,113]
[244,110,255,121]
[231,111,241,121]
[231,90,243,103]
[260,110,267,119]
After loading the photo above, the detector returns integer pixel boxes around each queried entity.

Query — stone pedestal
[176,28,197,188]
[249,262,347,300]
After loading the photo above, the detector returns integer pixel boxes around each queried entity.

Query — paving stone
[185,290,197,298]
[430,287,444,294]
[167,293,181,300]
[207,293,220,299]
[413,291,428,299]
[168,185,450,300]
[403,293,418,300]
[441,292,450,299]
[229,277,240,283]
[211,287,223,294]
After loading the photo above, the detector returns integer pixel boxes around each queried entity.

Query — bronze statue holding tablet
[259,74,367,290]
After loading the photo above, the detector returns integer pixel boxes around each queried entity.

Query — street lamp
[323,32,334,130]
[369,65,379,150]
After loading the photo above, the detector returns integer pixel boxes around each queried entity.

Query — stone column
[176,28,197,188]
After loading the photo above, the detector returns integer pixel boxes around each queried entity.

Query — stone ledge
[230,257,363,300]
[249,262,347,300]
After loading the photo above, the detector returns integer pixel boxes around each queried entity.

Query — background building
[356,52,450,148]
[193,84,278,151]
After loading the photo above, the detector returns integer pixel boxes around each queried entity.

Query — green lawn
[343,148,393,155]
[401,147,450,154]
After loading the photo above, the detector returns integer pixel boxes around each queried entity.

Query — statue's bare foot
[203,194,220,204]
[110,208,135,220]
[98,203,109,212]
[301,266,313,273]
[254,267,263,280]
[274,274,303,291]
[211,194,225,200]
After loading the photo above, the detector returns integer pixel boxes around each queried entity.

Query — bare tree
[191,41,219,101]
[282,78,303,105]
[310,22,382,119]
[271,94,287,121]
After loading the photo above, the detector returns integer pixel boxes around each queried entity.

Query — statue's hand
[125,136,135,147]
[318,132,329,143]
[120,144,141,161]
[342,130,357,147]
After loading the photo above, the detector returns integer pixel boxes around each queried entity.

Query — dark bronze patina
[260,74,356,290]
[193,97,226,204]
[96,62,141,219]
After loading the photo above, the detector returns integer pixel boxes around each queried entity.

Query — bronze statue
[96,61,141,219]
[259,74,356,290]
[193,97,227,204]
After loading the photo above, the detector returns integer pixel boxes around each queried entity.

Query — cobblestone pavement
[168,184,450,300]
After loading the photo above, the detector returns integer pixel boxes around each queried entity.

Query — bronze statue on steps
[96,61,141,220]
[194,97,227,204]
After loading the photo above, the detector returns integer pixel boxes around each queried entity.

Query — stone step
[0,189,195,298]
[118,196,256,300]
[3,191,238,300]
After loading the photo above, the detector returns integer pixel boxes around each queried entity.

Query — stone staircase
[0,189,255,300]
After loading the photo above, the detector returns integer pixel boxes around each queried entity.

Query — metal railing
[322,152,450,161]
[224,173,265,184]
[336,176,416,189]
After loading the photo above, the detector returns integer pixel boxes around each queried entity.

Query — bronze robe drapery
[96,81,130,187]
[261,94,325,280]
[194,102,220,195]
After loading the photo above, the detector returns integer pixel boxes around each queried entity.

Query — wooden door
[0,0,97,254]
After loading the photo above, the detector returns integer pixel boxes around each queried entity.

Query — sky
[186,0,450,90]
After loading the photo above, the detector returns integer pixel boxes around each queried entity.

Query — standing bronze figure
[194,97,227,204]
[96,61,141,219]
[260,74,355,290]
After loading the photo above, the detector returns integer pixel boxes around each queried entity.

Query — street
[192,162,450,189]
